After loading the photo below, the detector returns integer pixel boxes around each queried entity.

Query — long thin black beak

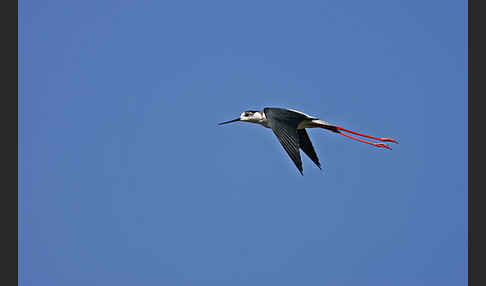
[218,118,240,125]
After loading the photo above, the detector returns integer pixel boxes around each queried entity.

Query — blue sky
[19,1,467,285]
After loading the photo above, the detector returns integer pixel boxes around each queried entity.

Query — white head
[239,110,265,123]
[218,110,266,126]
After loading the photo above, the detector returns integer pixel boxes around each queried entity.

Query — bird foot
[380,138,399,144]
[374,143,392,150]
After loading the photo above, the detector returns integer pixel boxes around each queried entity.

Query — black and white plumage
[218,107,397,175]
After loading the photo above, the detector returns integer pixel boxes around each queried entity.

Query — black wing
[298,129,321,169]
[271,123,303,175]
[263,107,315,125]
[264,107,323,175]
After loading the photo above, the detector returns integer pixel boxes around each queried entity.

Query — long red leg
[324,125,398,150]
[338,132,393,150]
[335,126,398,144]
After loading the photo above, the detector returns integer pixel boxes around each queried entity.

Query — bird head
[218,110,264,125]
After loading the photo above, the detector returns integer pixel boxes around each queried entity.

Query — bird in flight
[218,107,398,175]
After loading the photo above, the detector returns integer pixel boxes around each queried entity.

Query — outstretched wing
[298,129,321,169]
[264,108,306,174]
[271,123,303,175]
[264,108,323,174]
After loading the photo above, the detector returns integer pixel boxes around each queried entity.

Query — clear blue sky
[19,1,467,285]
